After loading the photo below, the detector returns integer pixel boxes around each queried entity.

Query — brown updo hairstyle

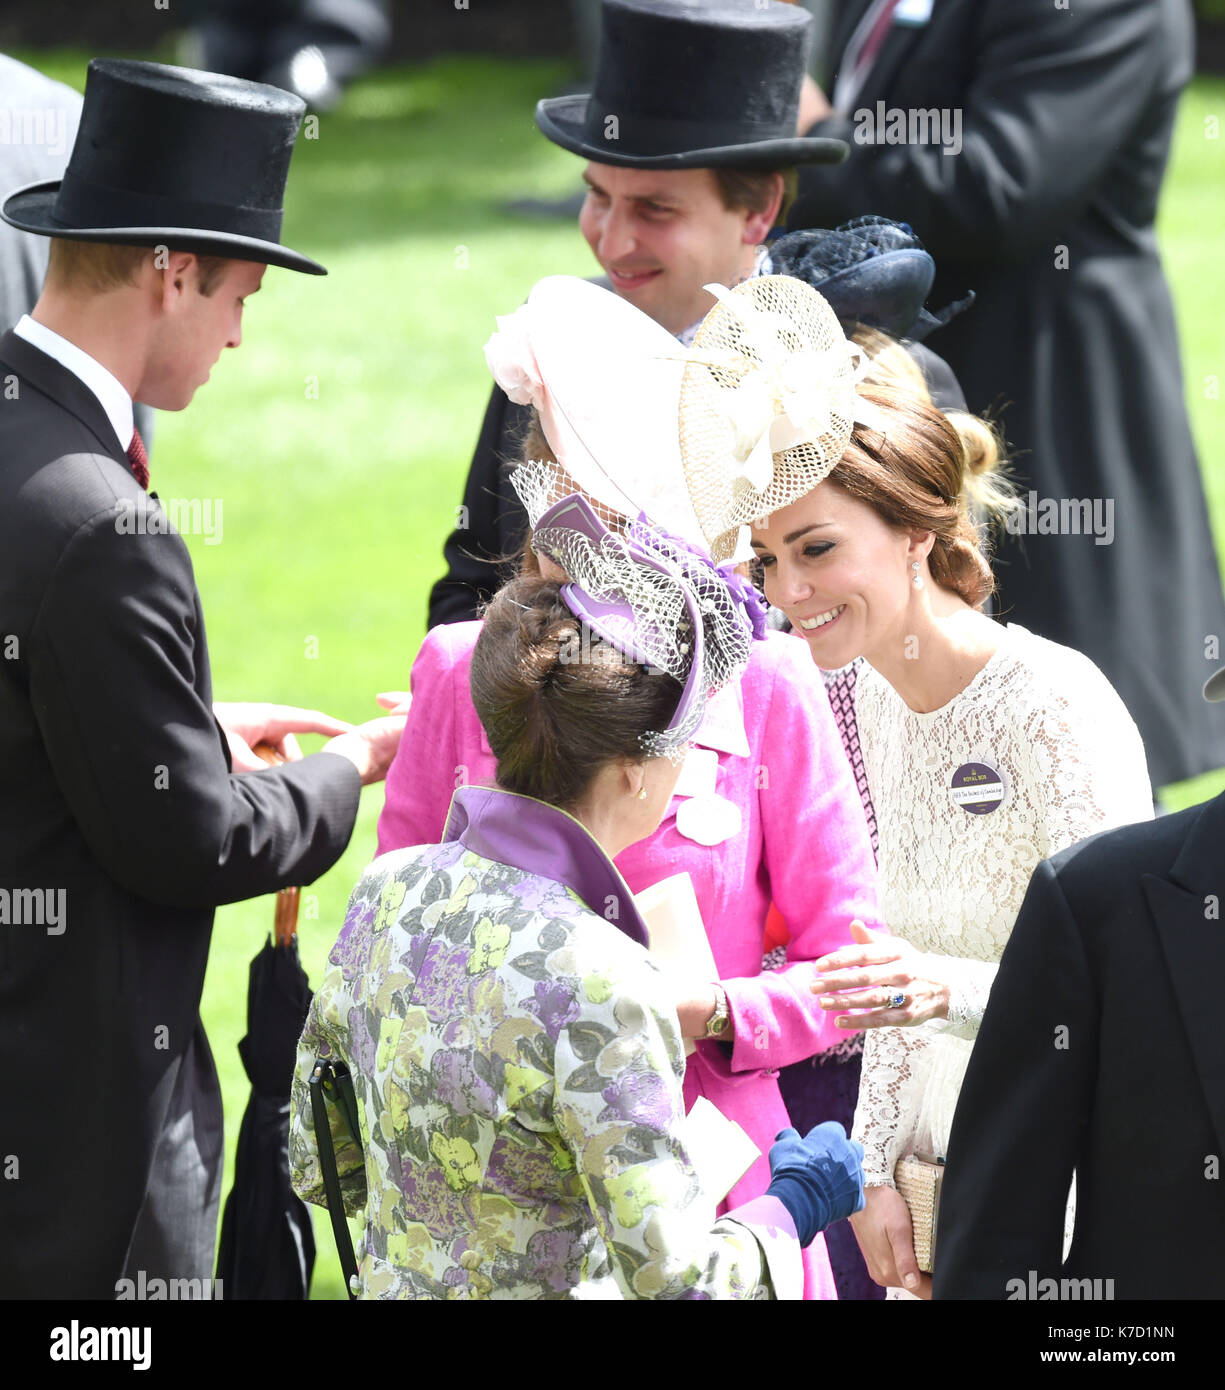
[826,357,1016,609]
[470,573,684,812]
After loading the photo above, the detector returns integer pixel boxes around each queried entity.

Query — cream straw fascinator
[677,274,879,563]
[484,275,706,547]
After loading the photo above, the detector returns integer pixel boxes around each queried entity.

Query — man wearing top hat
[0,59,402,1298]
[426,0,851,627]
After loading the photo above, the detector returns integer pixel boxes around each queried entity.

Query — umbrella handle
[253,742,303,947]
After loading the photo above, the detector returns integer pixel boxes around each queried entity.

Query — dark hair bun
[471,575,684,810]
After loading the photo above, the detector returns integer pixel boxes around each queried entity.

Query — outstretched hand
[215,699,406,786]
[322,713,406,786]
[813,921,950,1030]
[376,691,412,715]
[214,701,355,772]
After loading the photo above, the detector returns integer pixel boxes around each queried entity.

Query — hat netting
[678,275,864,562]
[514,465,759,761]
[512,457,628,536]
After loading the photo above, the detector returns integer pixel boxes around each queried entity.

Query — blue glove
[765,1122,865,1247]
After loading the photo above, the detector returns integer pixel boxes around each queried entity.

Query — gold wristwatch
[703,983,730,1040]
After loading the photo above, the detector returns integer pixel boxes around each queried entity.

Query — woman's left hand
[812,921,950,1030]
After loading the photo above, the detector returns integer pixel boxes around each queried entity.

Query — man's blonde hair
[46,240,233,295]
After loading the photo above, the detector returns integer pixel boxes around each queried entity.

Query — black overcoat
[0,333,362,1297]
[793,0,1225,787]
[933,790,1225,1300]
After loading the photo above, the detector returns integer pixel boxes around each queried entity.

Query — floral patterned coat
[289,787,801,1299]
[376,621,882,1298]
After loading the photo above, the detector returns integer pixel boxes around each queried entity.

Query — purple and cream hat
[532,492,765,759]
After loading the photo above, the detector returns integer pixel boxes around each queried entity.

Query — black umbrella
[216,747,317,1298]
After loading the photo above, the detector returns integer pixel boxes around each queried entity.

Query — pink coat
[377,622,881,1299]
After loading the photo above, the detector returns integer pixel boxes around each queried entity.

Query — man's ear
[149,248,199,310]
[741,173,785,245]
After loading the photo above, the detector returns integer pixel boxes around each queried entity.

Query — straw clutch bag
[893,1152,946,1273]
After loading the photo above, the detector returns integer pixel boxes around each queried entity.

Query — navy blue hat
[769,217,973,341]
[536,0,847,171]
[2,58,324,275]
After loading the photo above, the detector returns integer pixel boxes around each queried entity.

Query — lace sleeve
[850,1025,939,1186]
[1021,661,1153,859]
[918,952,999,1041]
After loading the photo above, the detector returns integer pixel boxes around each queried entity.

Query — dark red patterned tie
[858,0,904,75]
[126,427,149,491]
[836,0,904,108]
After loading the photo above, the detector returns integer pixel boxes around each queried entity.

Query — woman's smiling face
[749,482,920,668]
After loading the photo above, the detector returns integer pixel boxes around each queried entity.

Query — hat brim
[1205,665,1225,702]
[536,96,848,170]
[1,181,326,275]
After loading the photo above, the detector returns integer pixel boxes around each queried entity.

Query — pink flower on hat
[484,304,546,412]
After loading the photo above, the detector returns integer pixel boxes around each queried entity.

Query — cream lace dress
[849,625,1153,1287]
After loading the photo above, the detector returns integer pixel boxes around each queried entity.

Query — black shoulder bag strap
[309,1054,361,1300]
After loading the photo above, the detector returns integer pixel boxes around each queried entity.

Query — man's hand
[321,715,406,786]
[214,702,355,772]
[375,691,412,715]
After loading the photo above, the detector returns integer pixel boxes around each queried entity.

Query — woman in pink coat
[379,278,880,1298]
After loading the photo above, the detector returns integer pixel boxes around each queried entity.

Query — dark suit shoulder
[1,445,159,587]
[1046,798,1206,902]
[0,367,144,534]
[0,390,189,656]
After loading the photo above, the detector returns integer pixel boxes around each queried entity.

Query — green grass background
[15,52,1225,1299]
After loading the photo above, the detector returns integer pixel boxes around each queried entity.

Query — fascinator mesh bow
[515,480,764,761]
[678,275,871,563]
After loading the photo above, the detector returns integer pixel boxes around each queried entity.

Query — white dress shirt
[13,313,135,451]
[676,245,772,348]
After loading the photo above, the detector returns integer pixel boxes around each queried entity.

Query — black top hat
[1,59,324,275]
[536,0,847,171]
[769,217,974,342]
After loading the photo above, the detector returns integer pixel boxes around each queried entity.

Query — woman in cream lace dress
[755,389,1152,1296]
[677,275,1154,1297]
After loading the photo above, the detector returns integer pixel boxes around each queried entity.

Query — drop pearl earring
[911,560,924,590]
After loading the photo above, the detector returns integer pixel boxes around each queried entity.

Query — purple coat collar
[442,784,650,948]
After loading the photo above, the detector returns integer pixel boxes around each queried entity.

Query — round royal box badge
[949,761,1006,815]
